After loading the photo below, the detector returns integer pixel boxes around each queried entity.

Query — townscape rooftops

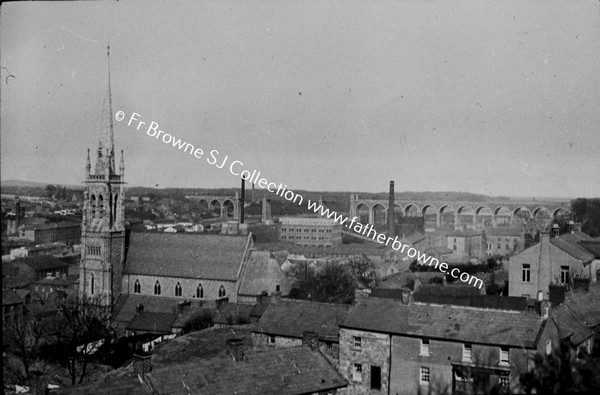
[563,284,600,328]
[550,304,593,346]
[342,297,544,348]
[123,233,250,281]
[113,294,205,327]
[21,221,80,231]
[254,298,351,341]
[148,345,347,395]
[550,234,596,264]
[423,245,453,255]
[445,229,483,237]
[127,311,177,333]
[2,289,23,305]
[11,255,69,271]
[238,250,288,296]
[213,302,255,324]
[483,227,523,237]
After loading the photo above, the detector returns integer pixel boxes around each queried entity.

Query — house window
[134,280,141,294]
[275,284,280,292]
[420,367,430,385]
[499,375,510,391]
[218,285,226,298]
[154,281,161,295]
[196,284,203,298]
[371,365,381,390]
[175,282,182,297]
[269,335,275,344]
[352,363,362,382]
[463,344,472,362]
[499,347,509,366]
[560,266,570,284]
[522,264,530,282]
[353,336,362,350]
[420,338,430,356]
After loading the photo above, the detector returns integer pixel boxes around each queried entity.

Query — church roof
[123,233,251,281]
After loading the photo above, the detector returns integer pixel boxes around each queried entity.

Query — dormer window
[420,338,430,356]
[499,347,509,366]
[462,343,472,362]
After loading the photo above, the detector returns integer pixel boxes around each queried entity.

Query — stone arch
[392,204,403,225]
[404,203,421,217]
[456,205,475,228]
[91,194,97,219]
[513,206,532,218]
[210,199,222,215]
[196,283,204,298]
[198,199,209,209]
[475,206,493,227]
[493,206,512,227]
[355,202,370,224]
[532,206,552,217]
[371,203,387,227]
[552,207,569,218]
[222,199,235,218]
[438,204,455,229]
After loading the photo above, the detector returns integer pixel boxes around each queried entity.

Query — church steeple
[80,43,126,309]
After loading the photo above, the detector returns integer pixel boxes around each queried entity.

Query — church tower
[79,44,126,309]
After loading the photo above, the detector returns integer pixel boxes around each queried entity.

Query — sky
[1,0,599,198]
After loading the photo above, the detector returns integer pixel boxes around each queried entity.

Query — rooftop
[127,312,177,334]
[253,298,351,341]
[11,255,69,271]
[238,250,289,297]
[123,233,250,281]
[342,297,544,348]
[550,232,598,264]
[484,227,523,237]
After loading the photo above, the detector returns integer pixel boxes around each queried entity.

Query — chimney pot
[302,331,319,351]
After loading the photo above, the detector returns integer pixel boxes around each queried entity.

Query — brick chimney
[540,300,551,319]
[133,353,152,375]
[302,331,319,351]
[388,181,395,238]
[226,338,245,361]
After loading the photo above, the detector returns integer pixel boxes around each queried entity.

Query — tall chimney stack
[388,181,395,238]
[240,178,245,224]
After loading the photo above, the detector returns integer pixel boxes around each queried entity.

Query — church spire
[107,43,116,175]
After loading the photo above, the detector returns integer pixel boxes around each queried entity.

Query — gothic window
[90,273,95,295]
[218,285,226,298]
[98,195,104,219]
[196,284,203,298]
[154,281,161,295]
[175,282,182,297]
[91,194,97,219]
[134,280,141,294]
[113,193,119,224]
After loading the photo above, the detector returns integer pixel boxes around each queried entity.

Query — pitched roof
[577,240,600,257]
[550,304,593,346]
[253,298,350,341]
[51,376,149,395]
[123,233,250,281]
[342,297,544,348]
[424,246,453,255]
[113,294,205,327]
[550,234,596,264]
[446,229,483,237]
[213,302,255,324]
[127,312,177,333]
[484,227,523,237]
[563,284,600,328]
[238,250,288,296]
[11,256,68,271]
[147,345,347,395]
[2,289,23,305]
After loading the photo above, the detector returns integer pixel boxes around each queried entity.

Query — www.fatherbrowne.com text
[117,110,484,290]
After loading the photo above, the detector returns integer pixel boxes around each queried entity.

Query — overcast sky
[1,0,599,198]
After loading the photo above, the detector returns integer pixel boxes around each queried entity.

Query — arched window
[134,280,141,294]
[154,281,161,295]
[196,284,203,298]
[175,282,182,297]
[218,285,226,298]
[91,194,97,219]
[90,273,95,295]
[113,193,119,224]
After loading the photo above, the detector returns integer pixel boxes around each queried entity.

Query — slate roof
[550,234,596,264]
[51,376,149,395]
[484,227,523,237]
[446,229,483,238]
[127,312,177,333]
[253,298,351,342]
[550,304,593,346]
[123,233,250,281]
[238,250,288,296]
[563,284,600,328]
[342,297,544,348]
[213,302,255,325]
[147,345,347,395]
[11,256,68,271]
[424,246,453,255]
[2,289,23,305]
[577,240,600,257]
[113,294,206,327]
[22,221,79,231]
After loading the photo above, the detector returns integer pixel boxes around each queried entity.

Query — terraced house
[338,294,548,395]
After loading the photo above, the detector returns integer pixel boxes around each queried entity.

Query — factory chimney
[240,178,245,224]
[388,181,395,238]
